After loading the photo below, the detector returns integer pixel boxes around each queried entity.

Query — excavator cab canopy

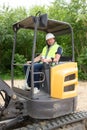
[13,12,74,61]
[13,14,71,36]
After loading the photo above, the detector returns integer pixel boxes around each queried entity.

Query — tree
[67,0,87,79]
[0,6,27,74]
[48,0,87,79]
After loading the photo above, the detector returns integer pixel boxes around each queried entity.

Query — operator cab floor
[13,86,52,100]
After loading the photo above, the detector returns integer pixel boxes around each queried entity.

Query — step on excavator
[0,12,87,130]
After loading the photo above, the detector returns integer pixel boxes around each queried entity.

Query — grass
[0,73,25,80]
[0,73,11,80]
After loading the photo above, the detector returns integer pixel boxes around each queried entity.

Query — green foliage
[48,0,87,80]
[14,53,27,76]
[77,48,87,80]
[16,30,33,60]
[48,0,68,20]
[0,6,27,73]
[56,35,72,56]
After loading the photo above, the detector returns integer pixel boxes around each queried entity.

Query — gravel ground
[77,81,87,111]
[4,80,87,111]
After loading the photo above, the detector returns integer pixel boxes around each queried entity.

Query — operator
[24,33,63,94]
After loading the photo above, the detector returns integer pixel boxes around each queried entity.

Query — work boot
[34,87,40,94]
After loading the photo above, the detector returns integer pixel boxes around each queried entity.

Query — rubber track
[13,111,87,130]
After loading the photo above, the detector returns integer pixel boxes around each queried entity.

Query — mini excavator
[0,12,87,130]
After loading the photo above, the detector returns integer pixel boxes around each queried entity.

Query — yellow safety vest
[41,42,60,59]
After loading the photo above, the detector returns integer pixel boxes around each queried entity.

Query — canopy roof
[13,15,72,36]
[12,14,74,61]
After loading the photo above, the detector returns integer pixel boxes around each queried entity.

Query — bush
[77,48,87,80]
[14,53,27,77]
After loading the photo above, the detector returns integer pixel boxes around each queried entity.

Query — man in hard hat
[24,33,62,93]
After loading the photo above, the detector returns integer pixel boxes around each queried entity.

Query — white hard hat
[46,33,55,40]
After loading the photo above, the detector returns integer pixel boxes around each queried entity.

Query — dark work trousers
[24,63,43,89]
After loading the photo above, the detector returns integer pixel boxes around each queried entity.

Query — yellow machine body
[50,62,78,99]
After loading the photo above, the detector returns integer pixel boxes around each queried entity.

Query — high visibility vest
[41,42,60,59]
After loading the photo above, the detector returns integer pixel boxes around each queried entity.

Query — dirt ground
[77,81,87,111]
[4,80,87,111]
